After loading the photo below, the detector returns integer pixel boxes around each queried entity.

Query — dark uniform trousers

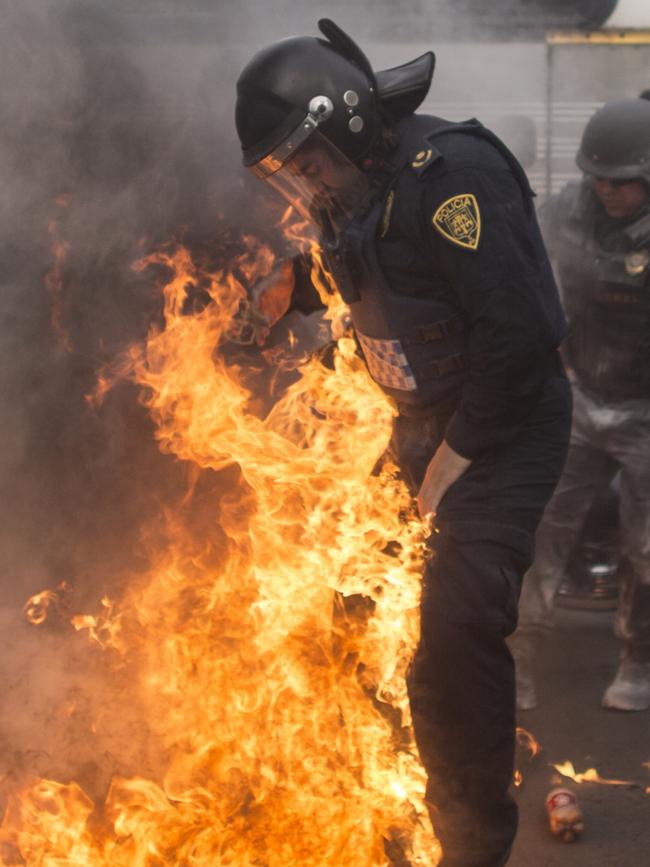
[392,371,571,866]
[518,382,650,656]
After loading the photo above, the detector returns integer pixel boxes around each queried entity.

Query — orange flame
[516,726,541,761]
[553,761,635,787]
[23,591,60,626]
[23,581,71,625]
[4,217,441,864]
[71,597,123,651]
[513,726,542,788]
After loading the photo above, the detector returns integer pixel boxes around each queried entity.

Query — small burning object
[23,582,70,625]
[545,787,584,843]
[513,726,542,789]
[23,590,59,625]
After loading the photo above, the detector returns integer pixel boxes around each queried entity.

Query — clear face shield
[252,124,372,241]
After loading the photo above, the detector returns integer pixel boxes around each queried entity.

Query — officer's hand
[251,260,295,332]
[417,440,472,520]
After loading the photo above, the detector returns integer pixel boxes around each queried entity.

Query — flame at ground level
[513,727,542,788]
[553,761,640,788]
[0,238,441,865]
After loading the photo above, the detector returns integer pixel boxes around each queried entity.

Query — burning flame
[2,218,440,864]
[516,727,541,762]
[23,582,70,625]
[23,590,60,626]
[513,727,542,788]
[553,762,635,787]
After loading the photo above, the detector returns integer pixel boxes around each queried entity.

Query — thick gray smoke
[0,1,256,805]
[0,2,244,608]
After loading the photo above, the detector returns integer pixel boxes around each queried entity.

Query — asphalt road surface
[509,608,649,867]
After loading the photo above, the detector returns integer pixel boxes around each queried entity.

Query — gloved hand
[252,260,296,328]
[227,260,296,346]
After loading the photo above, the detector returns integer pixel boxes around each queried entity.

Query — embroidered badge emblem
[412,148,433,168]
[432,194,481,251]
[379,190,395,238]
[625,249,650,275]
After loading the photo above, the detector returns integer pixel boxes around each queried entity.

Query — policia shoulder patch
[432,194,481,251]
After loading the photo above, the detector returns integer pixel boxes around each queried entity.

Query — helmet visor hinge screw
[308,96,334,122]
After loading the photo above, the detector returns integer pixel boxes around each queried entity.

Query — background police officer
[234,20,571,867]
[513,99,650,713]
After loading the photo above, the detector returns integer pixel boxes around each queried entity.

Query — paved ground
[509,608,650,867]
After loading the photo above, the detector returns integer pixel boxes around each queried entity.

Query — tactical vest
[322,116,540,412]
[554,186,650,401]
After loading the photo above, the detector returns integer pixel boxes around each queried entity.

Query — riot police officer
[235,20,571,867]
[513,99,650,713]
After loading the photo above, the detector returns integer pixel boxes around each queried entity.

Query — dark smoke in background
[0,0,291,805]
[0,1,273,613]
[2,3,168,608]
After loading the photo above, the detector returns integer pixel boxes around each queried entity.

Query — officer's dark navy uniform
[514,99,650,715]
[235,20,572,867]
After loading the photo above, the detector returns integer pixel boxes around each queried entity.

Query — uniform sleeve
[422,165,559,459]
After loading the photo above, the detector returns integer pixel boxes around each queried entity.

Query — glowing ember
[2,222,441,864]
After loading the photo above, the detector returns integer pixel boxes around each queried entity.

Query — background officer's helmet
[576,99,650,182]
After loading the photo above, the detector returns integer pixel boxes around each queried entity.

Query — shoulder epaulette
[409,142,442,176]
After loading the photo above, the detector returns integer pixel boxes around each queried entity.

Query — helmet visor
[259,132,372,236]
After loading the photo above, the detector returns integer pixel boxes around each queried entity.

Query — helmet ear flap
[317,18,378,91]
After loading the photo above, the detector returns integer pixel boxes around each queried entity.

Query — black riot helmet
[236,20,379,172]
[235,19,434,232]
[576,99,650,182]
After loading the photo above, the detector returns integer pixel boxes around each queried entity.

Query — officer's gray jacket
[539,180,650,402]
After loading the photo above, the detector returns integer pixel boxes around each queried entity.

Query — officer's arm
[424,167,560,460]
[249,254,324,345]
[253,254,325,328]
